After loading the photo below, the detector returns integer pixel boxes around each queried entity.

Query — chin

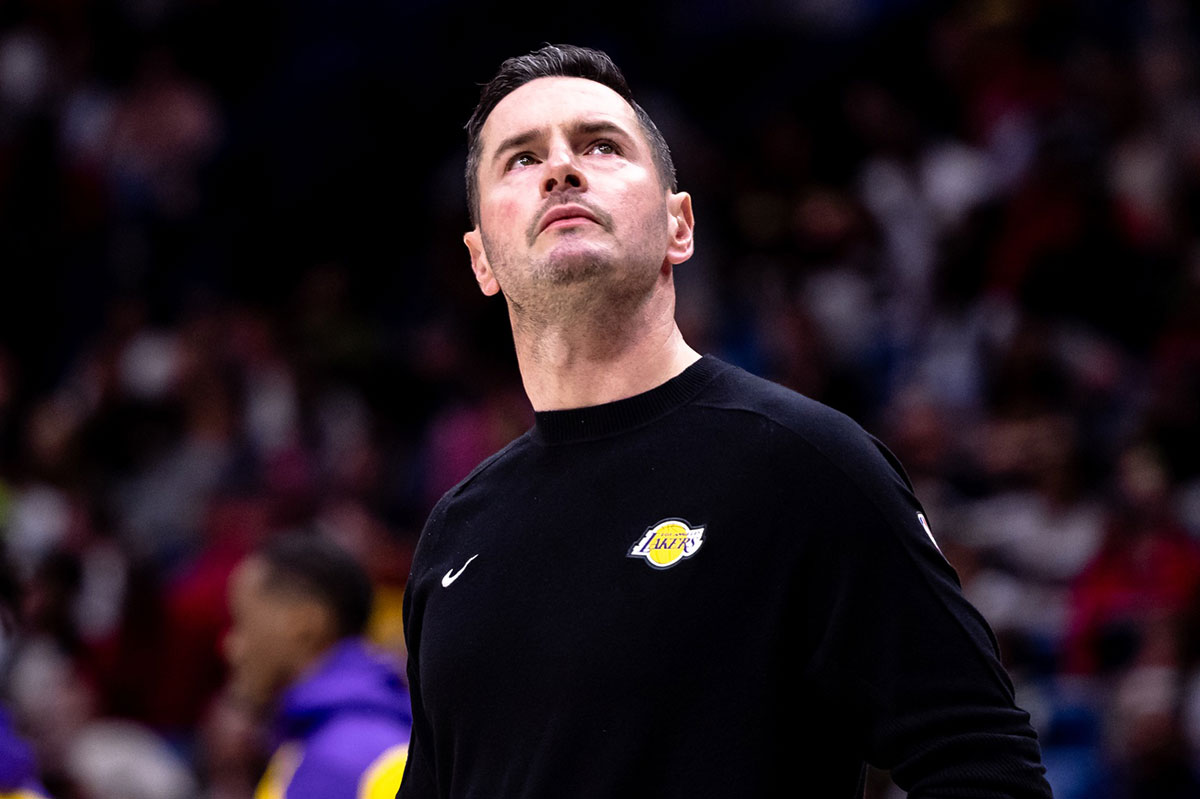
[228,679,271,712]
[538,251,611,284]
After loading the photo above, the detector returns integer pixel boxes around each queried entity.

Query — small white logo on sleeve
[917,513,942,554]
[442,554,479,587]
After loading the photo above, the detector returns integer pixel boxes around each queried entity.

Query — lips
[537,204,600,234]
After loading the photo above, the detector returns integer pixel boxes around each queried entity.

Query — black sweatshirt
[398,356,1052,799]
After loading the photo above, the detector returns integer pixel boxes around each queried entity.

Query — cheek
[602,171,662,226]
[231,614,284,667]
[483,177,540,222]
[623,194,669,241]
[485,197,527,236]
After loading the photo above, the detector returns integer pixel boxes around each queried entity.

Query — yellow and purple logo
[627,518,705,570]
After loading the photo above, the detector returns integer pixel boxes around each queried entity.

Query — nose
[542,145,587,196]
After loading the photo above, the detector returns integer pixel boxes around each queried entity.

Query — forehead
[480,76,641,152]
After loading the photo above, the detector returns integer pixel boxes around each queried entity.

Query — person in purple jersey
[0,707,50,799]
[225,534,411,799]
[0,546,50,799]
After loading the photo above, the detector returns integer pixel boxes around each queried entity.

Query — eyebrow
[489,119,636,166]
[491,128,544,165]
[575,120,630,140]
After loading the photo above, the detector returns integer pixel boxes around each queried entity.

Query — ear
[464,227,500,296]
[665,192,695,266]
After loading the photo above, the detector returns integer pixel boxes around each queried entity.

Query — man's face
[224,558,314,711]
[465,77,691,312]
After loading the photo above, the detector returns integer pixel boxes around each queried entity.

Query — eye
[586,140,619,156]
[506,152,539,171]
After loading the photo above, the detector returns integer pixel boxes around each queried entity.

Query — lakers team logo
[627,518,705,570]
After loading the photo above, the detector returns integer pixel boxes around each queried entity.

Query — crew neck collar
[531,355,727,445]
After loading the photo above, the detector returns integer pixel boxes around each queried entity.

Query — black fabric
[398,356,1052,799]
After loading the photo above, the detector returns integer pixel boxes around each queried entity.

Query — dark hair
[257,534,373,640]
[465,43,677,226]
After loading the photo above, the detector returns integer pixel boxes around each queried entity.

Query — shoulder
[452,428,538,491]
[690,361,944,568]
[419,430,537,537]
[696,360,910,491]
[696,361,851,432]
[705,366,959,587]
[285,715,410,799]
[305,712,411,767]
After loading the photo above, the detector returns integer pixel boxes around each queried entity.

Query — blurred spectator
[956,410,1105,672]
[66,719,198,799]
[1066,443,1200,676]
[0,542,50,799]
[0,0,1196,795]
[0,706,50,798]
[224,534,410,799]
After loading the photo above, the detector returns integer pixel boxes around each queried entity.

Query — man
[399,44,1052,798]
[225,534,410,799]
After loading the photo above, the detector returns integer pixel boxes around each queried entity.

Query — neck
[508,275,700,411]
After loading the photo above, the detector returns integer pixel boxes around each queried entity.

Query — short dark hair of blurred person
[0,545,52,799]
[224,533,411,799]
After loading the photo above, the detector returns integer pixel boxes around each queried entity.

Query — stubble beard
[480,202,669,333]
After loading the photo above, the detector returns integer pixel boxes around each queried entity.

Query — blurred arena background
[1,0,1199,797]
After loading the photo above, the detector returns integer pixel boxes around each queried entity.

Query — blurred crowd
[1,0,1200,797]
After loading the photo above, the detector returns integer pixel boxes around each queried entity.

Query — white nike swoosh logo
[441,554,479,588]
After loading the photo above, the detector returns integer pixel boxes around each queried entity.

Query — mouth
[537,204,600,235]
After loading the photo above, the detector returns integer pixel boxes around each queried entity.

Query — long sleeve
[798,434,1052,798]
